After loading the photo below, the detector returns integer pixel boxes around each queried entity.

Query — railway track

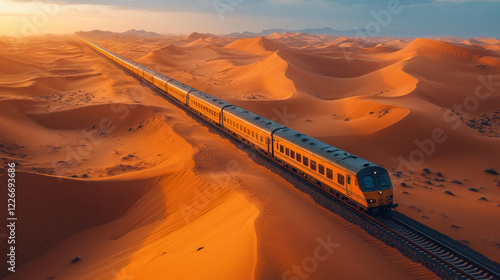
[82,38,500,280]
[375,214,500,280]
[261,151,500,279]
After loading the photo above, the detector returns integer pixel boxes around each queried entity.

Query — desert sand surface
[90,32,500,262]
[0,31,498,279]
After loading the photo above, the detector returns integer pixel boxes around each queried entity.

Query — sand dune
[184,32,214,41]
[1,32,499,280]
[126,34,500,264]
[225,36,287,55]
[393,38,493,61]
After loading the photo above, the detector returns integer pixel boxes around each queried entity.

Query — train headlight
[366,199,376,204]
[387,195,393,200]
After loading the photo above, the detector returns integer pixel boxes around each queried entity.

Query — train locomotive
[82,38,395,213]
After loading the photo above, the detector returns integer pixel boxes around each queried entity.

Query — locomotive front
[356,166,394,212]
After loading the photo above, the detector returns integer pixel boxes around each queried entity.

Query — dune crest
[396,38,489,61]
[3,33,499,279]
[224,36,287,55]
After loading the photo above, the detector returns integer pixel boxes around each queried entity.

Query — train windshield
[378,173,389,186]
[362,176,376,189]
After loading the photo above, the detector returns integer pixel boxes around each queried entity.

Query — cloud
[3,0,499,37]
[6,0,214,13]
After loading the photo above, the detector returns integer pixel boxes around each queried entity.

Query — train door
[346,175,352,196]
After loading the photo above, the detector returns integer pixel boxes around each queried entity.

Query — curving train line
[377,215,500,280]
[80,37,500,280]
[80,37,396,213]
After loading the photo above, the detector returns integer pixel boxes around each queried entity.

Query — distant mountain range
[261,27,364,36]
[228,27,368,37]
[77,27,370,39]
[76,29,163,38]
[121,29,162,37]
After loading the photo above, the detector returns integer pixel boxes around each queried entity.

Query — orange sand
[1,31,499,279]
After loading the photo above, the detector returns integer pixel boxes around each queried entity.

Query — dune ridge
[124,34,500,264]
[1,32,499,280]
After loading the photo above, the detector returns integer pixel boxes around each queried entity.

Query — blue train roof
[274,128,377,174]
[153,73,172,83]
[189,90,233,109]
[224,106,284,134]
[167,79,194,93]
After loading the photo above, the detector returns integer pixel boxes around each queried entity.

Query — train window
[280,145,284,153]
[337,174,345,186]
[378,173,389,186]
[355,179,359,186]
[252,131,255,138]
[260,136,264,142]
[318,164,325,175]
[290,150,295,159]
[285,148,289,156]
[276,143,279,149]
[310,160,317,171]
[296,153,302,162]
[326,168,333,179]
[347,176,351,185]
[303,156,309,166]
[362,176,375,189]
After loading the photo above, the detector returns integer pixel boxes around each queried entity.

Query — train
[81,38,396,213]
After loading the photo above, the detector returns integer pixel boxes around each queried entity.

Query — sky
[0,0,499,37]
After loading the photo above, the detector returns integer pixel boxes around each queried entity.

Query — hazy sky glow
[0,0,499,37]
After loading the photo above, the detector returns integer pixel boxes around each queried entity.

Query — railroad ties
[376,215,500,280]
